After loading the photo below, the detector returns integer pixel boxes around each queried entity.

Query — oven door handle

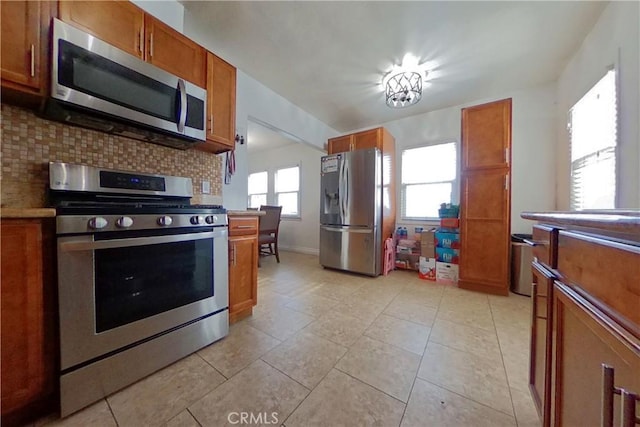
[59,230,225,252]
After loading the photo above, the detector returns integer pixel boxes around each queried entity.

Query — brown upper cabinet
[58,1,205,88]
[143,15,206,88]
[196,52,237,153]
[58,1,144,59]
[0,1,55,104]
[461,98,511,170]
[328,127,390,154]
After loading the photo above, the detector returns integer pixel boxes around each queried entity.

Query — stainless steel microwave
[43,18,207,149]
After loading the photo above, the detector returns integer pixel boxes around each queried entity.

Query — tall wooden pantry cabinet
[459,98,512,295]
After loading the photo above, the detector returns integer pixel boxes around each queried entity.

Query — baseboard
[458,279,509,296]
[278,245,319,256]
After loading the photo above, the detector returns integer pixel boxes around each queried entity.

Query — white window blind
[247,171,268,209]
[275,166,300,217]
[569,69,617,210]
[401,142,457,219]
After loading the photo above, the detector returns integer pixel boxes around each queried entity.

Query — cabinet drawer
[228,216,258,236]
[557,231,640,334]
[531,225,557,268]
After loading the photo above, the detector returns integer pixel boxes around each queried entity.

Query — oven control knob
[190,215,205,225]
[116,216,134,228]
[157,215,173,226]
[88,217,108,229]
[205,215,216,224]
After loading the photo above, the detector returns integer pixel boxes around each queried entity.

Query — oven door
[57,227,228,371]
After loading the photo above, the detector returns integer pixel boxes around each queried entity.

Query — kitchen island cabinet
[521,211,640,427]
[1,1,55,106]
[0,210,57,427]
[227,212,263,323]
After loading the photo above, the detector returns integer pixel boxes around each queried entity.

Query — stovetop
[54,202,226,216]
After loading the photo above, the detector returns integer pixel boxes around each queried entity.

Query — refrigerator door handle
[321,226,372,234]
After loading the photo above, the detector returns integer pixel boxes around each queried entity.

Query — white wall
[380,82,557,234]
[182,9,339,210]
[131,0,184,32]
[556,1,639,209]
[224,71,338,209]
[249,143,324,254]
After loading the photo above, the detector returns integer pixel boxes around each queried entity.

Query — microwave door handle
[177,78,187,133]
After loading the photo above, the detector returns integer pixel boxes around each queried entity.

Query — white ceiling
[183,1,606,133]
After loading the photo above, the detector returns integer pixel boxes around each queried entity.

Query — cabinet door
[553,282,640,427]
[228,236,258,317]
[59,1,144,58]
[1,1,40,90]
[1,219,56,424]
[328,135,353,154]
[461,98,511,169]
[530,262,555,427]
[145,15,205,87]
[459,168,510,294]
[198,52,236,153]
[352,128,380,151]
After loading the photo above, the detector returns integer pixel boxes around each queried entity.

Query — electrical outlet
[201,180,211,194]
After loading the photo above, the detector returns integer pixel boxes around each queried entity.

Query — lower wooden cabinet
[1,218,57,426]
[553,282,640,427]
[529,261,555,427]
[525,215,640,427]
[228,216,259,323]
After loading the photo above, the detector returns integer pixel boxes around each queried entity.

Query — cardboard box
[418,257,436,280]
[436,247,460,264]
[436,262,459,282]
[435,230,460,249]
[420,229,436,258]
[440,218,460,229]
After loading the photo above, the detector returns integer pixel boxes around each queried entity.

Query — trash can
[511,234,533,296]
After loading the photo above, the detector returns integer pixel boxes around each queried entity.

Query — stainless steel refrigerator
[319,148,382,276]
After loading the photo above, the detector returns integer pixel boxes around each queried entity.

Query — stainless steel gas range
[50,162,228,416]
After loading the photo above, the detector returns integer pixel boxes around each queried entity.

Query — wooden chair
[258,205,282,264]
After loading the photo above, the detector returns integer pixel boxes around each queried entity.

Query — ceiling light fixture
[382,54,428,108]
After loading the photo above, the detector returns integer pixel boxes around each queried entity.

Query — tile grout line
[186,407,204,427]
[488,297,521,424]
[398,292,442,426]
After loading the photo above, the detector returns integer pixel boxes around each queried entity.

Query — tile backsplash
[1,103,223,208]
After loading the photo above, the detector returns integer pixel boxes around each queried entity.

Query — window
[401,142,457,219]
[275,166,300,217]
[247,171,267,209]
[569,69,617,210]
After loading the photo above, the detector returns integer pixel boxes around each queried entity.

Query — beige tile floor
[36,251,541,427]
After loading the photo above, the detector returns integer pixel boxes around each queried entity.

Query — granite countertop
[227,210,266,217]
[521,210,640,233]
[1,208,57,218]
